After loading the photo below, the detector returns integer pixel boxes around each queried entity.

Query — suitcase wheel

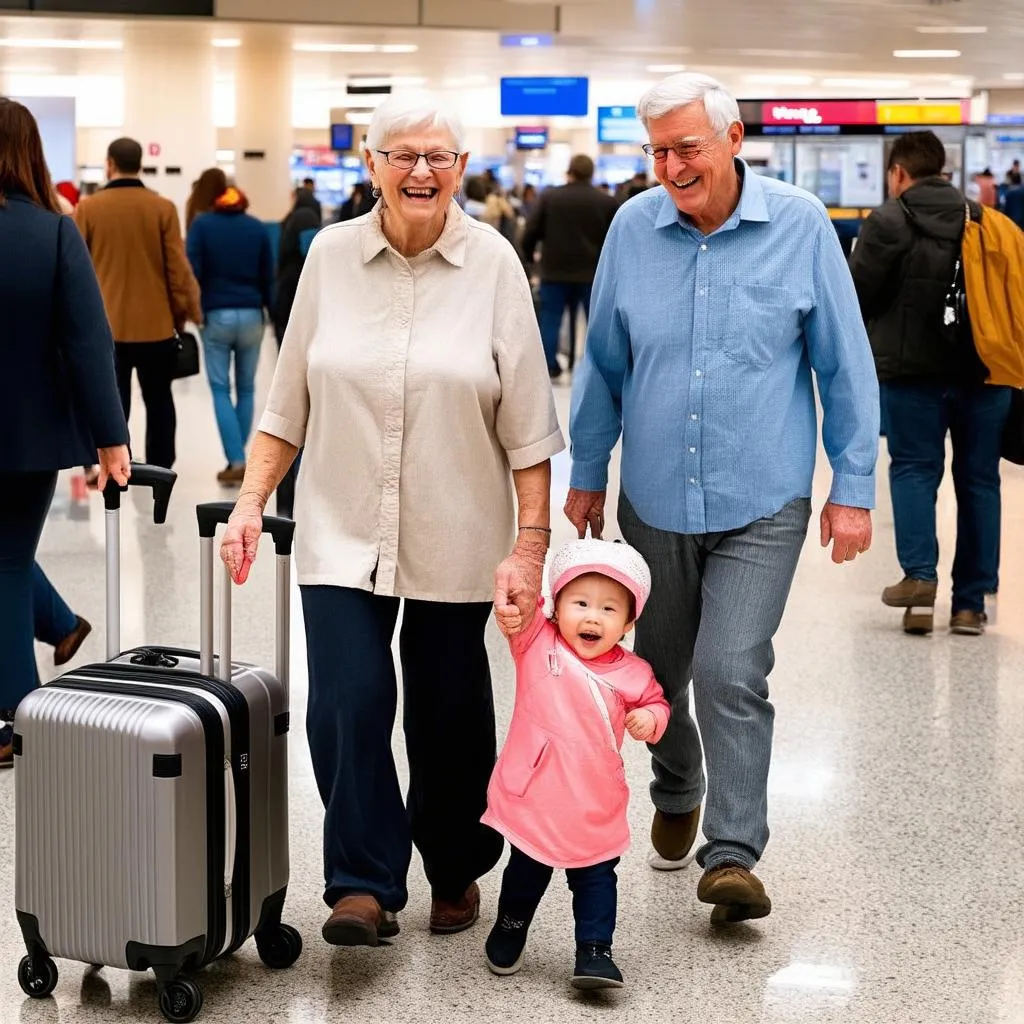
[158,978,204,1024]
[256,923,303,970]
[18,955,58,999]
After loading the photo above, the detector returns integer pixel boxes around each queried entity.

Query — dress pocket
[497,734,550,798]
[722,283,801,370]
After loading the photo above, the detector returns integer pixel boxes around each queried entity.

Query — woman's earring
[371,185,382,199]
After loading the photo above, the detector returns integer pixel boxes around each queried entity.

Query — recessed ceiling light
[212,39,241,48]
[381,44,418,53]
[0,38,123,50]
[822,78,912,90]
[744,73,815,85]
[915,26,987,35]
[293,42,417,54]
[647,64,686,73]
[1003,72,1024,81]
[893,49,961,58]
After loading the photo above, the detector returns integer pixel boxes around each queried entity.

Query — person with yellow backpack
[850,131,1023,637]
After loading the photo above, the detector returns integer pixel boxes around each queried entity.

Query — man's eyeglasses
[376,150,461,170]
[641,135,724,162]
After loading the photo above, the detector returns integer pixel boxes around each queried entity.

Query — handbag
[1002,388,1024,465]
[172,330,200,380]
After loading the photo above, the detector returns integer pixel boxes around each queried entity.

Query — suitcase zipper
[76,659,254,956]
[52,677,229,967]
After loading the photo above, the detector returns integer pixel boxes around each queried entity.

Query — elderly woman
[221,94,564,947]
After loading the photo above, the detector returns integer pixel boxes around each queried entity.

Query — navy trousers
[33,562,77,647]
[0,472,57,715]
[497,846,619,945]
[300,585,504,912]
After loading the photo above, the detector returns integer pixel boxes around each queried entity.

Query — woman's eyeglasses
[376,150,461,170]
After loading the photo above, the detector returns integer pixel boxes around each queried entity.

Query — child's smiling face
[553,573,635,660]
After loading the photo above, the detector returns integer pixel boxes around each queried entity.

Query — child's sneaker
[571,943,624,990]
[485,911,530,976]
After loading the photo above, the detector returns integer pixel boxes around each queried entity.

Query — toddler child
[482,538,670,990]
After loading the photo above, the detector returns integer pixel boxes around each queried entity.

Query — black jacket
[522,181,618,284]
[849,177,986,382]
[0,195,128,472]
[273,192,322,343]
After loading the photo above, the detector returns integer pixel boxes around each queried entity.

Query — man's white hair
[636,73,740,135]
[365,93,466,154]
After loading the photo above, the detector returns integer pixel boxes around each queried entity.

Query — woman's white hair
[365,93,466,154]
[636,73,740,135]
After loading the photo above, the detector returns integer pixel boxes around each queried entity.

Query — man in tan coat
[76,138,201,469]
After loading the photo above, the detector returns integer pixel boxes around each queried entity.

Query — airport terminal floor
[2,345,1023,1024]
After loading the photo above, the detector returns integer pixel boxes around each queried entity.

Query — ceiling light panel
[822,78,912,90]
[744,74,815,85]
[915,26,987,35]
[647,64,685,72]
[0,38,123,50]
[893,49,961,58]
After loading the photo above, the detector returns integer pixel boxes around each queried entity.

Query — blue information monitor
[500,77,589,117]
[330,123,354,151]
[597,106,646,145]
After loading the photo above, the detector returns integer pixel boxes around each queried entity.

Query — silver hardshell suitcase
[14,473,301,1024]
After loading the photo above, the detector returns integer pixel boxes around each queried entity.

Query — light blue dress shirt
[569,161,880,535]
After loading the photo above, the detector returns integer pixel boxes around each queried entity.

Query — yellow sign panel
[876,102,963,125]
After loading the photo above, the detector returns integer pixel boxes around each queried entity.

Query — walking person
[75,137,202,469]
[220,93,563,947]
[566,73,879,922]
[187,179,274,485]
[0,98,130,766]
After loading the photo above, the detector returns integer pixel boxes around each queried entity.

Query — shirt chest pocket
[719,283,802,370]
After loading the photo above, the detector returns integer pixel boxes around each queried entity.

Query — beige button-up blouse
[258,201,565,603]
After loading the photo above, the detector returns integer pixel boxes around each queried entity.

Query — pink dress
[482,604,670,869]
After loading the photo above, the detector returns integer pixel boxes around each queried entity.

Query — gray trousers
[618,493,811,871]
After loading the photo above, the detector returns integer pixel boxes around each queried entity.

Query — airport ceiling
[0,1,1022,93]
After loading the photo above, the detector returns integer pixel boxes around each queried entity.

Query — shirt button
[689,447,696,453]
[700,244,708,251]
[691,413,698,420]
[699,289,706,296]
[695,370,703,377]
[689,477,697,484]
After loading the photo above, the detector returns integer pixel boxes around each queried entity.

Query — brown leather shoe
[54,616,92,667]
[950,610,986,635]
[698,863,771,924]
[429,882,480,935]
[650,807,700,867]
[881,577,937,608]
[321,893,399,947]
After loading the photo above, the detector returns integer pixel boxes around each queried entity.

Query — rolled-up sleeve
[493,252,565,470]
[805,213,880,510]
[258,240,319,448]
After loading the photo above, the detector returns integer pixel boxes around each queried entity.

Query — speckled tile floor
[4,339,1023,1024]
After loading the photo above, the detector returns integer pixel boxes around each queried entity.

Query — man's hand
[564,488,607,539]
[95,445,131,491]
[494,536,547,637]
[820,502,872,564]
[625,708,657,742]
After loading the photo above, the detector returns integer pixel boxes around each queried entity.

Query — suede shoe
[950,610,986,636]
[485,909,531,976]
[571,943,624,990]
[430,882,480,934]
[881,577,937,608]
[697,863,772,924]
[321,893,399,947]
[54,616,92,667]
[649,807,700,869]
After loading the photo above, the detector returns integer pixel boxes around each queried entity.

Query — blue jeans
[538,281,591,374]
[0,472,57,714]
[201,308,265,465]
[619,493,811,871]
[497,846,619,945]
[880,381,1011,613]
[33,563,77,647]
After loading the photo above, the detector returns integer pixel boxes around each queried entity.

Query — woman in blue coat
[0,98,131,765]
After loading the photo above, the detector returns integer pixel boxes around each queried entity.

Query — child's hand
[625,709,657,742]
[494,602,523,638]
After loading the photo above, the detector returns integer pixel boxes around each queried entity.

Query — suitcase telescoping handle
[195,502,296,695]
[102,466,178,660]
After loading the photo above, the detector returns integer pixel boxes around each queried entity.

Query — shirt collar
[654,158,770,230]
[104,178,146,190]
[360,199,468,267]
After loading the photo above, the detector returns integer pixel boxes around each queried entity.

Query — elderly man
[566,73,879,923]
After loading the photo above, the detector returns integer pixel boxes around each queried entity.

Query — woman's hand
[493,536,547,637]
[95,445,131,491]
[220,499,264,585]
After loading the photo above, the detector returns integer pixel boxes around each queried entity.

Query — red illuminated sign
[761,101,879,126]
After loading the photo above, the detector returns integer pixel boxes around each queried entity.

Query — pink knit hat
[549,539,652,619]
